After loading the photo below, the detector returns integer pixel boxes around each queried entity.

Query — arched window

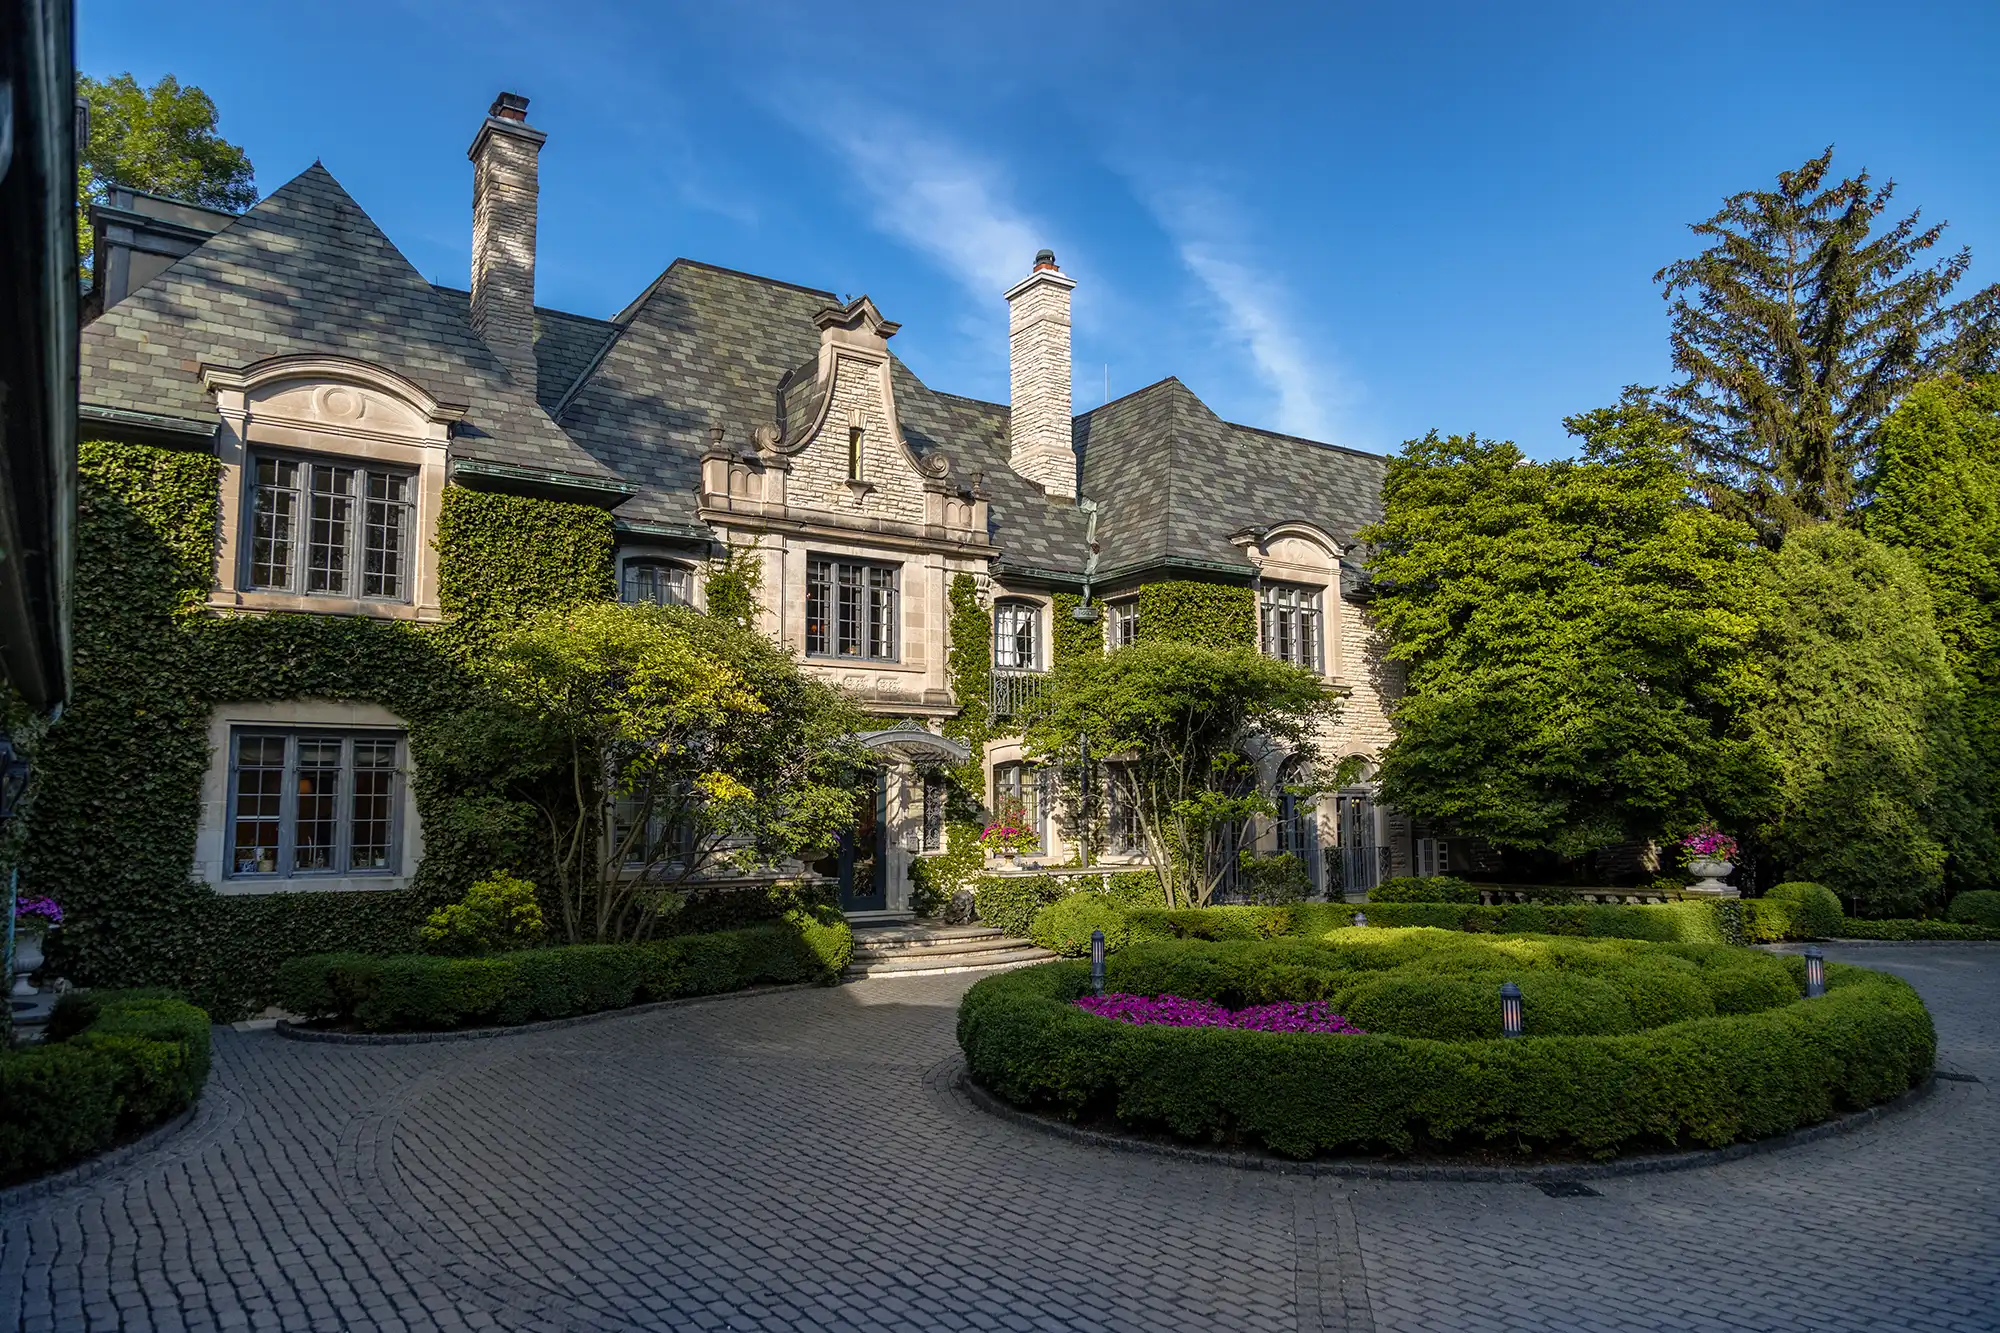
[622,559,693,607]
[994,600,1041,670]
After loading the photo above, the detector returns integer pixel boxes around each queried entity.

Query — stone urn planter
[11,928,46,999]
[1685,858,1739,899]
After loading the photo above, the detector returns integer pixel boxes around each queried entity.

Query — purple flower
[1076,992,1364,1035]
[14,895,63,928]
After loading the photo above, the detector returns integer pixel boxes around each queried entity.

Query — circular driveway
[3,944,1996,1333]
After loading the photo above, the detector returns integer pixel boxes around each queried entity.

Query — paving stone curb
[957,1063,1941,1183]
[274,981,822,1045]
[1819,938,2000,947]
[0,1101,201,1208]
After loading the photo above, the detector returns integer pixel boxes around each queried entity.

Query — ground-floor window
[1416,836,1451,878]
[1104,765,1144,855]
[229,729,403,879]
[611,795,696,874]
[993,761,1051,851]
[921,771,946,852]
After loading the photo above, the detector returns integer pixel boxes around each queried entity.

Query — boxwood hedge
[277,913,851,1032]
[957,930,1935,1159]
[1,993,212,1184]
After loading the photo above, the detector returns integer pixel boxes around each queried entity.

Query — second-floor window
[807,557,898,660]
[249,455,414,601]
[622,559,693,607]
[994,600,1041,670]
[1109,600,1138,648]
[1261,583,1323,672]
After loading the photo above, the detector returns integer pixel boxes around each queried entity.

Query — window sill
[213,875,411,896]
[211,590,440,622]
[804,654,920,673]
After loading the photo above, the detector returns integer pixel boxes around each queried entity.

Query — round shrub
[958,929,1934,1159]
[420,871,546,955]
[1030,893,1131,957]
[1369,875,1480,904]
[1764,882,1845,938]
[1945,889,2000,929]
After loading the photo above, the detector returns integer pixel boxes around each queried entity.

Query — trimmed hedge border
[276,916,851,1034]
[958,938,1935,1161]
[0,995,213,1186]
[274,980,821,1045]
[956,1062,1941,1182]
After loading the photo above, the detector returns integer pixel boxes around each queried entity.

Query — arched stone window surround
[1239,520,1344,678]
[201,355,464,622]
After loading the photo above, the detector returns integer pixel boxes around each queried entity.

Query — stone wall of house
[788,357,926,524]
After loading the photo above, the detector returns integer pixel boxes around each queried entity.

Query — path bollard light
[1090,929,1106,997]
[1500,982,1523,1038]
[1351,911,1367,928]
[1804,945,1826,998]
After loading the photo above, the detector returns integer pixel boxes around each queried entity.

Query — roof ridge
[1222,418,1387,463]
[1072,374,1186,422]
[665,257,838,301]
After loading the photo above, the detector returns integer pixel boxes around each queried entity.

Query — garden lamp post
[1500,982,1523,1038]
[1803,946,1825,998]
[1090,929,1106,997]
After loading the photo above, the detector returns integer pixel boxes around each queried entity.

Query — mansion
[77,92,1422,920]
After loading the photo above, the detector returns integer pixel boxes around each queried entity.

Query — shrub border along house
[276,913,852,1033]
[1,993,213,1185]
[957,938,1936,1161]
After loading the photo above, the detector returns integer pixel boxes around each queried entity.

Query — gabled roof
[79,164,618,486]
[429,285,619,417]
[1075,377,1386,577]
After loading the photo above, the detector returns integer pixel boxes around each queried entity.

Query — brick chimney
[1005,249,1078,499]
[468,92,545,396]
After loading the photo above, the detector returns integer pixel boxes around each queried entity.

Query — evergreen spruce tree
[1657,150,2000,542]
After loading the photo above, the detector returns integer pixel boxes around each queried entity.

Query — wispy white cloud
[787,106,1050,305]
[1146,186,1352,442]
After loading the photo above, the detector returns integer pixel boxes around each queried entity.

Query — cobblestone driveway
[3,944,1996,1333]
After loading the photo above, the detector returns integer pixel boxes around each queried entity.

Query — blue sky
[82,0,2000,460]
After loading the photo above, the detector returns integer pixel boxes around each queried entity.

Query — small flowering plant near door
[980,799,1040,858]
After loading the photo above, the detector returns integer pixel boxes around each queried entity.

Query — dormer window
[994,600,1042,670]
[248,454,414,601]
[622,558,693,607]
[1260,583,1323,672]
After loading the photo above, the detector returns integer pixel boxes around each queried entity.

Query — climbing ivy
[18,442,620,1017]
[909,573,998,916]
[1134,580,1257,646]
[1049,592,1103,666]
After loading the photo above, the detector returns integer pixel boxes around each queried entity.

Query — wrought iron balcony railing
[988,668,1050,725]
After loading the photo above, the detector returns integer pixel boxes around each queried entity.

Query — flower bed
[1077,993,1365,1034]
[959,928,1935,1160]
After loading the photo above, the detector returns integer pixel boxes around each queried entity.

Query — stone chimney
[1005,249,1078,499]
[468,92,545,396]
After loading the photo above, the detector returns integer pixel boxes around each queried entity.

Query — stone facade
[79,89,1416,918]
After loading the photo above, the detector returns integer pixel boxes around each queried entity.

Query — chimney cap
[1034,249,1058,270]
[489,92,531,122]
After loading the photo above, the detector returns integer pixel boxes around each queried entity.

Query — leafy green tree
[1867,376,2000,766]
[1657,149,2000,540]
[1749,526,1996,915]
[479,602,866,943]
[76,73,256,264]
[1019,640,1333,908]
[1361,394,1774,858]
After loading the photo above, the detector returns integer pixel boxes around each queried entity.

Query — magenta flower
[14,895,63,928]
[1680,825,1738,860]
[1077,992,1364,1035]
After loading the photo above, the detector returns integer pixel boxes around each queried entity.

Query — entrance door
[835,770,888,912]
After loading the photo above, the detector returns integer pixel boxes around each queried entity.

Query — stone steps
[844,924,1056,979]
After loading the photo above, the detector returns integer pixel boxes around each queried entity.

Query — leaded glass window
[994,761,1050,851]
[1109,600,1138,648]
[248,455,413,601]
[994,600,1040,670]
[227,729,404,880]
[622,559,693,607]
[1260,583,1323,672]
[806,557,898,660]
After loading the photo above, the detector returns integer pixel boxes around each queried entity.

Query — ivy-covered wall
[20,443,618,1017]
[1134,580,1257,646]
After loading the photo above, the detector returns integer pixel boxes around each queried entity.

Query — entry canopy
[853,725,971,765]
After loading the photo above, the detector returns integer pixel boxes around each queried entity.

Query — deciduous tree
[1020,640,1333,908]
[1361,394,1773,857]
[76,73,256,266]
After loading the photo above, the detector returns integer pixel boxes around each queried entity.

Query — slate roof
[79,164,619,487]
[80,163,1381,580]
[1075,377,1386,577]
